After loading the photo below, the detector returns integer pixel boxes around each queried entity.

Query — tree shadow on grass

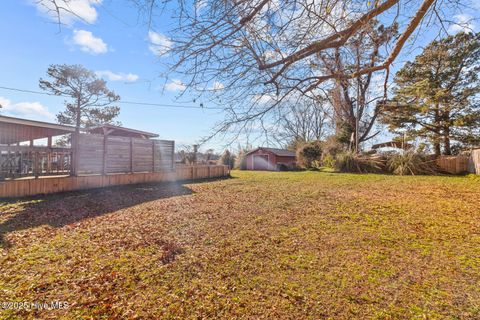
[0,181,198,248]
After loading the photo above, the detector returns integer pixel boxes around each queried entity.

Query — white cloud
[148,31,173,56]
[263,50,283,61]
[0,97,54,121]
[449,14,476,33]
[471,0,480,10]
[33,0,102,25]
[72,29,108,54]
[252,94,275,105]
[209,81,225,91]
[195,0,207,12]
[165,79,186,92]
[95,70,139,82]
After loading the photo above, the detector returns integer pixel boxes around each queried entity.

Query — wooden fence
[436,151,480,174]
[436,155,470,174]
[0,165,229,199]
[77,134,174,174]
[470,149,480,174]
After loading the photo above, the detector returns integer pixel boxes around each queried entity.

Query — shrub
[322,154,335,168]
[297,141,322,168]
[387,152,438,175]
[334,152,385,173]
[322,135,346,159]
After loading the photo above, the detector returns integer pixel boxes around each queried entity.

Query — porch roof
[87,124,159,139]
[0,115,76,145]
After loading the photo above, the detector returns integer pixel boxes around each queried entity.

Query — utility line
[0,85,224,110]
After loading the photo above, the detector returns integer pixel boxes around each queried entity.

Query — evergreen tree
[40,64,121,132]
[380,32,480,155]
[218,150,235,169]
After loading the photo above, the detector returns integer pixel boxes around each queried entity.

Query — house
[245,147,296,171]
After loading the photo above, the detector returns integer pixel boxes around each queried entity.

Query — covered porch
[0,115,75,180]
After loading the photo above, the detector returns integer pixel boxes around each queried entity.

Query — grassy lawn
[1,171,480,319]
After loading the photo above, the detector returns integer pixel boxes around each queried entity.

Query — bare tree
[154,0,458,142]
[322,19,398,150]
[37,0,469,143]
[273,97,329,146]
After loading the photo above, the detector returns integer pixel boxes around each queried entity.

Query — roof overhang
[87,124,159,139]
[245,147,296,157]
[0,115,76,145]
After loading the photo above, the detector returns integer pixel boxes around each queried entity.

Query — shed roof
[0,115,76,145]
[246,147,296,157]
[87,124,159,139]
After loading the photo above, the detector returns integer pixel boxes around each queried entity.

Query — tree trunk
[76,96,82,132]
[433,141,441,156]
[433,103,441,156]
[444,127,451,155]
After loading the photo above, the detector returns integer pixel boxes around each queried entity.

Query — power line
[0,86,52,96]
[119,100,220,109]
[0,85,224,110]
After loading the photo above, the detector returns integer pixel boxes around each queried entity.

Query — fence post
[152,141,155,173]
[172,141,175,171]
[208,166,211,178]
[103,135,108,175]
[130,137,134,173]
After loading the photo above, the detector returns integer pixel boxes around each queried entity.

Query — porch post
[47,136,52,175]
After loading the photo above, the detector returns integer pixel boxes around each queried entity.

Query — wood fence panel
[132,138,154,172]
[0,165,229,198]
[173,166,191,180]
[77,134,174,174]
[106,136,131,173]
[436,156,469,174]
[154,140,175,171]
[77,134,104,174]
[471,150,480,174]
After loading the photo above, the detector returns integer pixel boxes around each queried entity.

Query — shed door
[253,155,269,170]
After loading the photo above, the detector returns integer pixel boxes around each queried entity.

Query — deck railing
[0,146,72,180]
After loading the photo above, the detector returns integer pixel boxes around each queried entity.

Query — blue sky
[0,0,225,150]
[0,0,478,152]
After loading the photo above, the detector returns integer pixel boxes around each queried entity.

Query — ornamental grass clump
[387,152,438,175]
[334,152,385,173]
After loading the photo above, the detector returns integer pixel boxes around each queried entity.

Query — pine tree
[380,32,480,155]
[218,150,235,169]
[40,64,121,132]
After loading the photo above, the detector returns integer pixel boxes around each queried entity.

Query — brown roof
[87,124,159,139]
[246,147,296,157]
[0,115,76,145]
